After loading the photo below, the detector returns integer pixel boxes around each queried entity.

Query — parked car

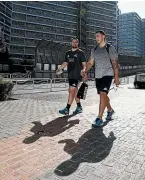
[134,73,145,89]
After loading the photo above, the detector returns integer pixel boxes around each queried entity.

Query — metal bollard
[33,79,34,89]
[47,79,49,89]
[127,77,129,84]
[65,79,67,87]
[54,79,56,87]
[50,79,52,92]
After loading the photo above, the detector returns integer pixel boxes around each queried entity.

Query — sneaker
[92,118,103,127]
[106,109,115,121]
[59,107,69,115]
[73,106,83,115]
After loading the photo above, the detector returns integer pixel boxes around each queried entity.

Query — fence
[5,76,129,95]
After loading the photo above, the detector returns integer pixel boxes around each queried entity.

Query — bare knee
[100,92,107,98]
[69,87,76,94]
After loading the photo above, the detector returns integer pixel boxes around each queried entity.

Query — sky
[118,1,145,19]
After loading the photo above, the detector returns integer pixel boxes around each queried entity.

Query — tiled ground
[1,80,145,180]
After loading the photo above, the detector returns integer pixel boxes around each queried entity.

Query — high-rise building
[142,19,145,56]
[87,1,117,49]
[10,1,78,63]
[118,12,143,57]
[0,1,12,49]
[0,1,118,64]
[116,7,121,51]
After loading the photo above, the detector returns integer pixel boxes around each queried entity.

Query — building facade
[0,1,12,49]
[10,1,79,64]
[142,19,145,56]
[87,1,117,49]
[0,1,12,72]
[0,1,118,72]
[118,12,143,57]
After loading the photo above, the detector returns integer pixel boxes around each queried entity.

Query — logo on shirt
[68,58,74,62]
[67,55,70,58]
[74,54,78,57]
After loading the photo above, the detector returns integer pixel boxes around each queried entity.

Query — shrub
[0,76,14,101]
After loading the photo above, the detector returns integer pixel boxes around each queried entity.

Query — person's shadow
[54,128,116,176]
[23,115,79,144]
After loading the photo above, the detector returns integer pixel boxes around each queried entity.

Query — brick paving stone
[125,162,142,174]
[73,164,96,179]
[132,154,145,165]
[117,171,135,180]
[108,163,126,175]
[134,170,145,180]
[1,81,145,179]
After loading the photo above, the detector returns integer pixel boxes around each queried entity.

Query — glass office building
[0,1,118,64]
[10,1,78,63]
[0,1,12,49]
[118,12,143,57]
[142,19,145,56]
[87,1,117,49]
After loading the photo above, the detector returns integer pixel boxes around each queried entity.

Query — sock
[66,104,71,110]
[77,102,81,107]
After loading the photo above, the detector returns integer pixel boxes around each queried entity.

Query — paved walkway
[1,81,145,180]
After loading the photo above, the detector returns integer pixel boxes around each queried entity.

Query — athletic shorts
[68,79,79,88]
[95,76,113,94]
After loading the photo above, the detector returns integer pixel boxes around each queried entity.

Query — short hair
[96,30,106,36]
[71,37,79,42]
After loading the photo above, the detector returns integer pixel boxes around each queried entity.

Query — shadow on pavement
[54,128,116,176]
[23,115,79,144]
[128,87,145,90]
[6,97,19,101]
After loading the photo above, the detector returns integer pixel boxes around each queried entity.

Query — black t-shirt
[65,49,86,80]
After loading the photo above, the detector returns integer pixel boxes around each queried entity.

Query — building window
[12,12,26,21]
[44,64,49,71]
[36,63,42,71]
[51,64,56,70]
[11,29,25,37]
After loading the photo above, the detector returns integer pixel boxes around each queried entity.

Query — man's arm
[56,52,68,74]
[112,60,119,80]
[109,46,120,85]
[81,57,95,77]
[56,62,68,74]
[80,51,87,71]
[82,62,86,71]
[86,57,95,72]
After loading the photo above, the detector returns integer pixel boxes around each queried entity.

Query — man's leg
[93,76,113,126]
[106,95,114,120]
[67,86,78,106]
[73,82,83,114]
[98,92,110,119]
[106,95,112,112]
[59,80,78,115]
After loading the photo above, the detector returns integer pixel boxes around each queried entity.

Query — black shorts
[95,76,113,94]
[69,79,79,88]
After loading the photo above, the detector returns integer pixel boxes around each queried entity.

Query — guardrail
[12,78,52,93]
[0,73,31,79]
[10,76,130,95]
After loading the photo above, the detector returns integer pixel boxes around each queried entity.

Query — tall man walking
[56,38,86,115]
[82,30,119,127]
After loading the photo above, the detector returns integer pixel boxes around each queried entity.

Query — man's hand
[56,62,67,75]
[114,78,120,86]
[56,68,60,75]
[81,69,86,77]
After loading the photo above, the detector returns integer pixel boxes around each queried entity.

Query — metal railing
[9,76,130,95]
[0,73,31,79]
[12,78,52,93]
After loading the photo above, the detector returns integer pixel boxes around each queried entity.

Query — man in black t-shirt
[56,38,86,115]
